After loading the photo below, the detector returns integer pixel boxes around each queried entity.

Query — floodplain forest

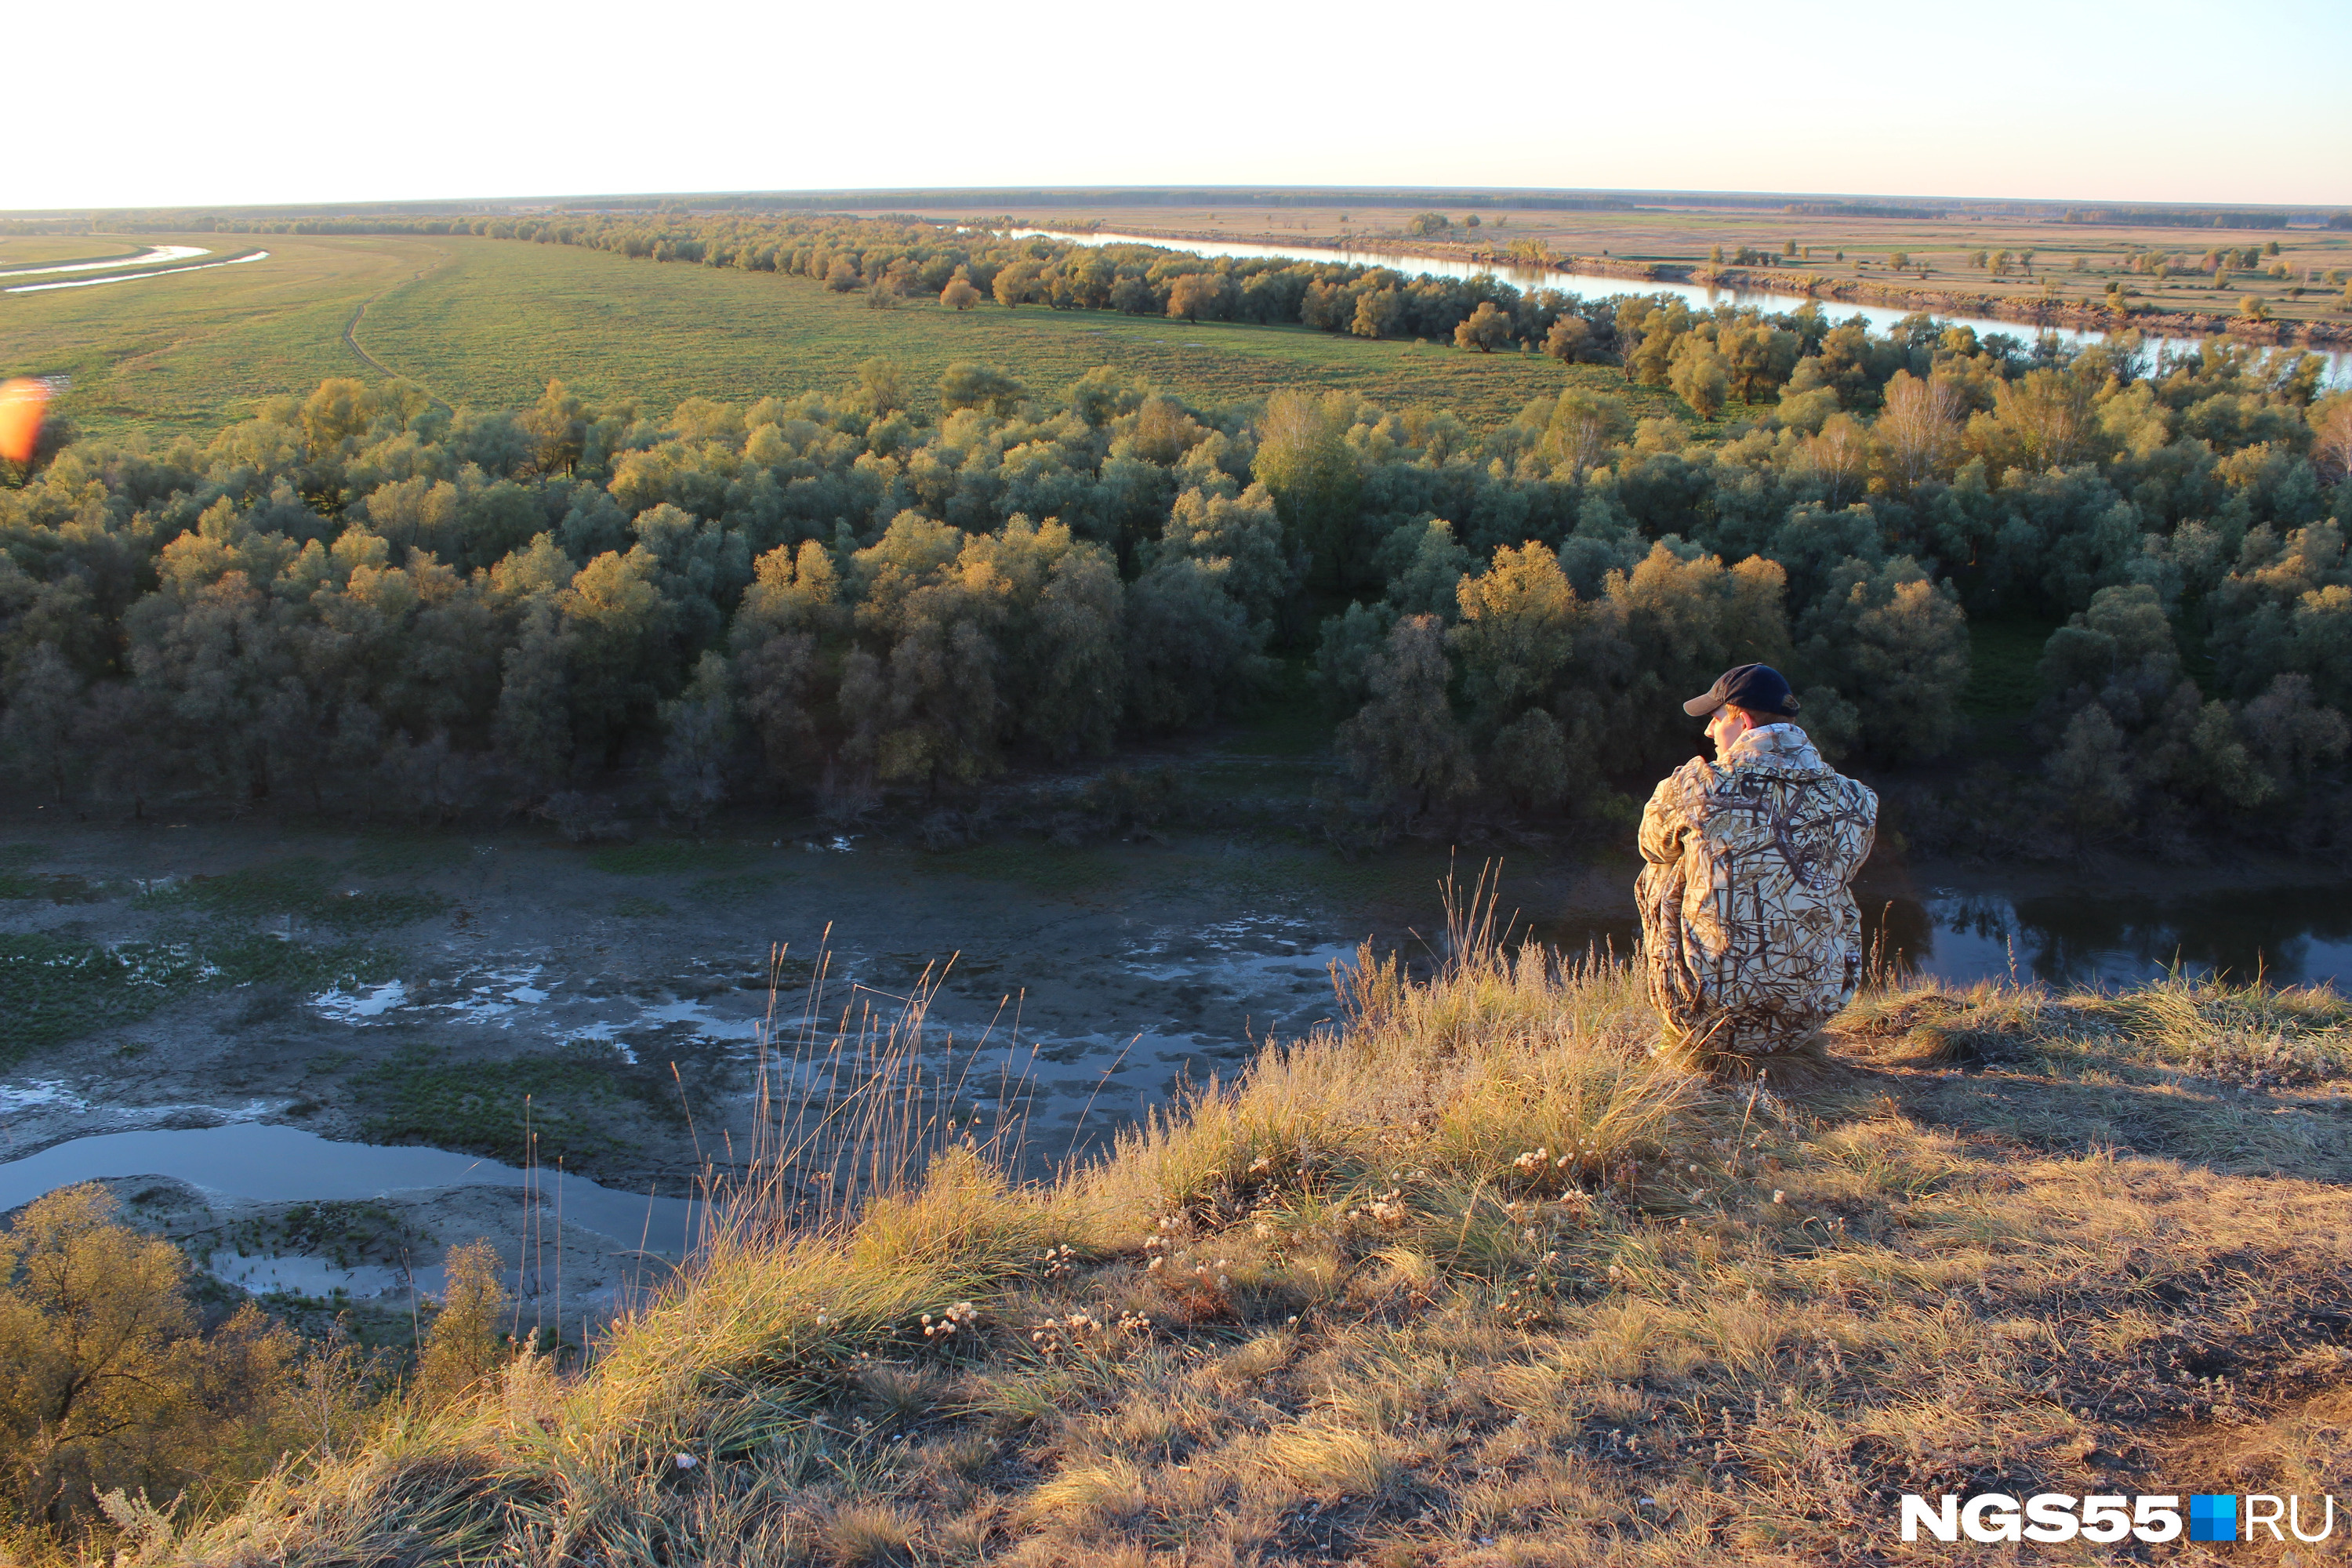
[2,218,2348,862]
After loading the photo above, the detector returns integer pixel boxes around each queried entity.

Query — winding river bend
[2,249,270,296]
[0,244,212,278]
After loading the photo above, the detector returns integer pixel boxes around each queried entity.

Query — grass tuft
[590,840,747,876]
[0,931,393,1062]
[820,1504,916,1566]
[350,1042,672,1166]
[135,861,449,932]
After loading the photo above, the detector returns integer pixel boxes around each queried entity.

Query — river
[0,244,211,278]
[1885,873,2352,990]
[2,249,270,296]
[1010,227,2350,384]
[1536,862,2352,993]
[0,823,2342,1321]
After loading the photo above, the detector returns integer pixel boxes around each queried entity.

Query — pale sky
[9,0,2347,212]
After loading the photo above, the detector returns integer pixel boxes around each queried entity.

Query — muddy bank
[77,1172,666,1350]
[0,814,1628,1321]
[8,806,2344,1332]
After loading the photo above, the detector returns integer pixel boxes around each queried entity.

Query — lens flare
[0,378,54,464]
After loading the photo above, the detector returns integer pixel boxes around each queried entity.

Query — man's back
[1637,722,1878,1054]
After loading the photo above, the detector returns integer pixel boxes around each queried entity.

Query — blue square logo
[2190,1494,2238,1542]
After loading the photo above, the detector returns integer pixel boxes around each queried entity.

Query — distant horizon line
[5,183,2347,221]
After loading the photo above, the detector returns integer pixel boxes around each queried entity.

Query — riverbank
[1007,215,2352,349]
[1037,218,1679,285]
[6,795,2347,1472]
[145,936,2352,1566]
[1702,263,2352,349]
[4,798,2343,1200]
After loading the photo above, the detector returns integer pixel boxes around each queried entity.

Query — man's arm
[1637,765,1697,866]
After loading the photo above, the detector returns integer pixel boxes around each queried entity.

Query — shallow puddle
[209,1250,426,1301]
[0,1124,705,1254]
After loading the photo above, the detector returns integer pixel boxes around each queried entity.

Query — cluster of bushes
[0,1185,510,1547]
[2,285,2347,857]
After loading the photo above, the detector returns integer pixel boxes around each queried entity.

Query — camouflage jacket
[1635,724,1878,1053]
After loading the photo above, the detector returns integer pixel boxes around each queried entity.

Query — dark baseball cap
[1682,662,1800,718]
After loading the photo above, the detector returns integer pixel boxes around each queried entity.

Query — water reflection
[1893,884,2352,990]
[1521,880,2352,993]
[0,1124,704,1254]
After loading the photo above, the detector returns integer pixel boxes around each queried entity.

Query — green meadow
[6,233,1662,437]
[0,235,152,269]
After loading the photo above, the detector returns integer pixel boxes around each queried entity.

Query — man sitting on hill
[1637,664,1878,1059]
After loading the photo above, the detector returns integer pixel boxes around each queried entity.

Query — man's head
[1703,703,1761,757]
[1683,664,1798,759]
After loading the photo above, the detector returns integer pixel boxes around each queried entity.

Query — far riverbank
[1011,218,2352,352]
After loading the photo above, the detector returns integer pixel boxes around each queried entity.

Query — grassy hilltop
[147,935,2352,1567]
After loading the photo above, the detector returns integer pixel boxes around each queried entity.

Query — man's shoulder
[1825,768,1879,818]
[1646,756,1719,813]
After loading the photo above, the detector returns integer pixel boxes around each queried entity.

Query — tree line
[2058,208,2294,230]
[2,299,2347,858]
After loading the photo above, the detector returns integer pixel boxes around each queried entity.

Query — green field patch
[0,869,122,904]
[358,241,1612,427]
[135,862,450,932]
[610,895,675,919]
[0,241,160,274]
[1303,852,1463,909]
[0,935,211,1058]
[0,931,393,1061]
[343,831,474,877]
[684,873,784,904]
[587,840,750,876]
[211,1200,426,1272]
[0,238,157,269]
[353,1042,670,1164]
[201,933,397,991]
[7,232,442,437]
[20,233,1671,437]
[933,843,1132,896]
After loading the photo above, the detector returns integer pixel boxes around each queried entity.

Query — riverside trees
[0,1186,371,1535]
[0,310,2344,858]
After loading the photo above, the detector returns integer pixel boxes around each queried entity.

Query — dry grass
[151,927,2352,1566]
